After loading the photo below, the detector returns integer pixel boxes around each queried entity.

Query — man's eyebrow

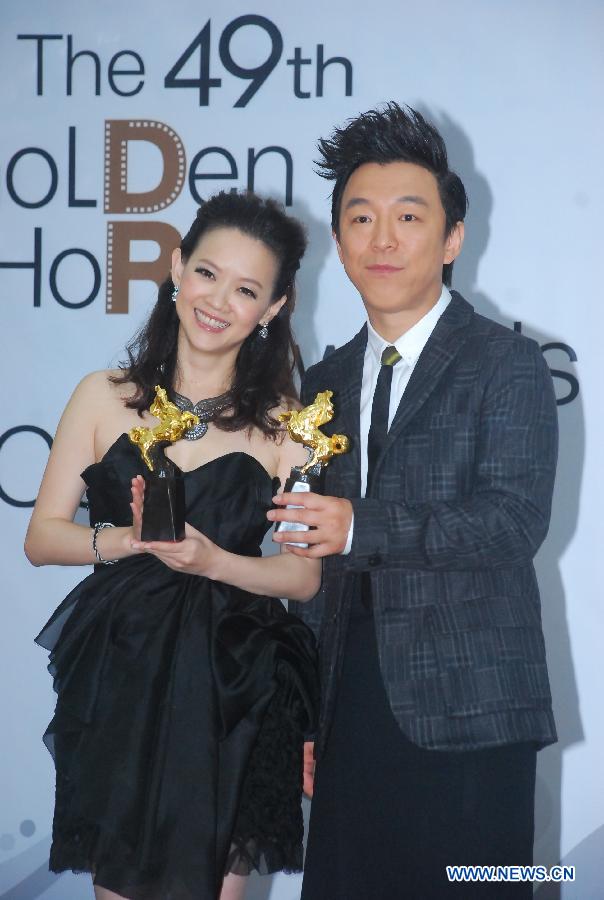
[343,195,429,210]
[343,197,370,209]
[396,195,429,206]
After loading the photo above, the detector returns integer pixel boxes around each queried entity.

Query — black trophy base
[274,466,323,547]
[141,472,186,542]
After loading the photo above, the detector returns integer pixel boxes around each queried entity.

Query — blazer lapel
[371,293,473,484]
[324,326,366,499]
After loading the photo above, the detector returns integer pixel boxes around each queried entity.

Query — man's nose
[372,220,397,251]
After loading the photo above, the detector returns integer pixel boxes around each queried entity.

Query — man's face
[335,162,463,333]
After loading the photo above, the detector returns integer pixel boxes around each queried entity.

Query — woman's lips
[194,308,230,332]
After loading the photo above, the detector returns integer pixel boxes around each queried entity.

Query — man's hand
[303,741,315,798]
[267,492,353,558]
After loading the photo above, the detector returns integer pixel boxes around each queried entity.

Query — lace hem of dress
[226,682,305,876]
[225,836,303,877]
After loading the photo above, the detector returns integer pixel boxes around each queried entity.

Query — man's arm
[272,339,558,570]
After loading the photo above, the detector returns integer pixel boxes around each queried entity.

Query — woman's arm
[24,372,141,567]
[208,535,322,601]
[130,429,322,601]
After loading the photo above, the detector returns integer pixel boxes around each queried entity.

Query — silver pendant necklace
[171,390,232,441]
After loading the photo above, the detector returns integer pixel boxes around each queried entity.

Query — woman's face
[171,227,286,359]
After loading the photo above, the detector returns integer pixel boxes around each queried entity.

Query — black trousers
[302,593,537,900]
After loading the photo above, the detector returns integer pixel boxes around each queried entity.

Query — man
[268,103,558,898]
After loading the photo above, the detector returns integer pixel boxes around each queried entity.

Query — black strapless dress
[35,435,318,900]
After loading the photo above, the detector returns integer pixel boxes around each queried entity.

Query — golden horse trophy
[129,386,199,541]
[276,390,350,546]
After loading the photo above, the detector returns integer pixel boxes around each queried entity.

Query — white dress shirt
[342,285,451,553]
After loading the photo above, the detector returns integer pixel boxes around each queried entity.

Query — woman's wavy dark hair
[112,191,307,437]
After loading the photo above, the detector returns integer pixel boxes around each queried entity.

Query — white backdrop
[1,1,602,897]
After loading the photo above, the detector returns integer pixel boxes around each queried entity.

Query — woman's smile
[194,307,231,331]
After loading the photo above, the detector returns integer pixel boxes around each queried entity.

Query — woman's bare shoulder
[63,371,140,431]
[72,369,136,403]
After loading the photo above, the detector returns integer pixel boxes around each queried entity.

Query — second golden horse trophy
[276,391,350,547]
[128,387,199,542]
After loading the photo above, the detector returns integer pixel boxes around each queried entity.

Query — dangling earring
[258,322,269,339]
[171,285,179,302]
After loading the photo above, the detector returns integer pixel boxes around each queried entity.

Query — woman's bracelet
[92,522,119,565]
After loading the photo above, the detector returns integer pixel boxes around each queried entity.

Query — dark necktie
[366,345,402,494]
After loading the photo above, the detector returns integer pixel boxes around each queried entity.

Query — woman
[25,191,320,900]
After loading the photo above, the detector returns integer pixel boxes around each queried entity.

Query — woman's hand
[129,475,220,574]
[303,741,315,798]
[131,522,222,577]
[129,475,145,543]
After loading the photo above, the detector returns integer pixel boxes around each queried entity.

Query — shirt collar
[366,285,451,366]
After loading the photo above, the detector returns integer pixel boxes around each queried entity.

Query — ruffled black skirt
[36,555,317,899]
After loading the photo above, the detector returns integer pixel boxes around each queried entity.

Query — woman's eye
[401,214,416,222]
[239,287,257,299]
[196,267,214,279]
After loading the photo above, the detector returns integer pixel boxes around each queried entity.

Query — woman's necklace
[171,389,232,441]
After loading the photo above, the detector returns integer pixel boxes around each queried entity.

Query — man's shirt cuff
[341,513,354,555]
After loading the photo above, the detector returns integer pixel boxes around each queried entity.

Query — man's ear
[333,231,344,264]
[444,222,464,265]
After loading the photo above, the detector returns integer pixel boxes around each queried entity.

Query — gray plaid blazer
[296,292,558,756]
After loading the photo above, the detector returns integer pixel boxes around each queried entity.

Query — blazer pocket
[429,595,540,632]
[432,626,552,718]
